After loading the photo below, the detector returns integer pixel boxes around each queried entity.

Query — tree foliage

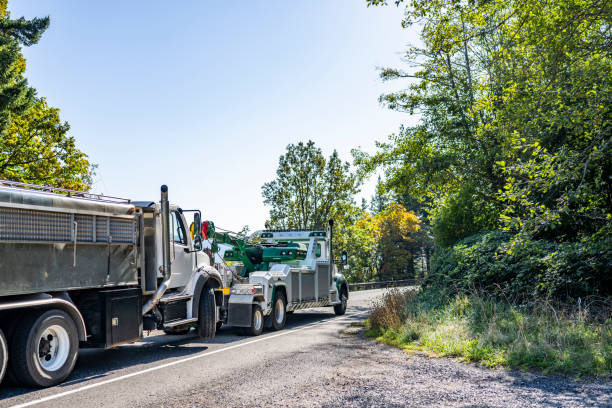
[337,202,421,282]
[262,140,359,230]
[0,1,93,190]
[361,0,612,248]
[375,202,421,280]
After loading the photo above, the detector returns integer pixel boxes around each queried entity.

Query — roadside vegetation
[366,288,612,377]
[353,0,612,378]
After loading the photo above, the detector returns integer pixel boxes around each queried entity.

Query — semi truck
[0,180,222,387]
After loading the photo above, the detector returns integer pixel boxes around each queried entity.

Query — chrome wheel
[253,308,263,331]
[38,325,70,372]
[274,298,285,325]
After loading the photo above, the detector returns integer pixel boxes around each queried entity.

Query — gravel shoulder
[158,327,612,408]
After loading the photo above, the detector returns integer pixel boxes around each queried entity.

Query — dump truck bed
[0,184,139,296]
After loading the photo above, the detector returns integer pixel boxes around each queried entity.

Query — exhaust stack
[328,219,334,286]
[142,184,172,315]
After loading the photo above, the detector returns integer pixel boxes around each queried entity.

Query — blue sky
[10,1,418,232]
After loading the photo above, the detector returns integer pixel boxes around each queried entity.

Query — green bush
[428,232,612,302]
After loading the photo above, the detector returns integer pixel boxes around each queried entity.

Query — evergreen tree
[0,1,93,190]
[0,1,48,134]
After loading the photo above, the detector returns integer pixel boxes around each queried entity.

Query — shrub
[428,232,612,302]
[369,288,417,329]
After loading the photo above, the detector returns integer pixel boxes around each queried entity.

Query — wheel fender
[271,283,287,305]
[191,267,223,319]
[0,297,87,342]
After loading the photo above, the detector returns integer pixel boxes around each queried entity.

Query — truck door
[168,210,193,288]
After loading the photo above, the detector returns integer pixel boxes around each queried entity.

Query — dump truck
[0,180,222,387]
[207,223,349,335]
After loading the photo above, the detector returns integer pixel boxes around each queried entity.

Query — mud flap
[227,294,254,327]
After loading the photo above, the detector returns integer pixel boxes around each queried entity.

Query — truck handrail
[0,179,132,204]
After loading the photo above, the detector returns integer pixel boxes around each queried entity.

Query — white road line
[9,310,369,408]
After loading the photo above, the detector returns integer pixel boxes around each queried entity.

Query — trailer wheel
[334,288,348,316]
[242,305,264,336]
[270,292,287,331]
[0,328,7,385]
[10,309,78,387]
[198,288,216,339]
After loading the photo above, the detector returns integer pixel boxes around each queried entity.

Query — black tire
[270,292,287,331]
[216,321,223,331]
[163,327,191,335]
[10,309,79,387]
[198,287,216,339]
[243,305,264,336]
[0,328,7,385]
[334,288,348,316]
[287,311,294,315]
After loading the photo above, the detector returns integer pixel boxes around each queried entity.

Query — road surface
[1,288,610,408]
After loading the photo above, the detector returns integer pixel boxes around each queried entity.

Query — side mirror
[194,212,202,235]
[341,250,348,265]
[193,235,203,251]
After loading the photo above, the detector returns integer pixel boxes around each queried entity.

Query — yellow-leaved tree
[374,203,420,281]
[337,202,420,282]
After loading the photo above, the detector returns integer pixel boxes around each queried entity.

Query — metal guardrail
[348,278,422,291]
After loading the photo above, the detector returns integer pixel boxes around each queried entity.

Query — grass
[365,289,612,378]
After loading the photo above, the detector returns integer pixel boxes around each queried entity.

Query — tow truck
[204,222,349,335]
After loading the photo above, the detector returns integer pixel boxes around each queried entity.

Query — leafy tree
[262,140,359,230]
[374,202,420,280]
[0,1,93,190]
[336,210,378,282]
[369,175,389,213]
[362,0,612,248]
[337,202,421,282]
[1,99,93,190]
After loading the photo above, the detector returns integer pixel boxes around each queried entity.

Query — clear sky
[9,1,417,232]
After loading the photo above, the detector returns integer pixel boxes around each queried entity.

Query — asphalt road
[0,288,381,408]
[2,288,610,408]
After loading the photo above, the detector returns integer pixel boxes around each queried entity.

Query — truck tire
[242,305,264,336]
[198,287,216,339]
[0,328,7,385]
[10,309,78,387]
[334,288,348,316]
[270,292,287,331]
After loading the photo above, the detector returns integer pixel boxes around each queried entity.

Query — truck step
[163,318,197,328]
[159,294,192,304]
